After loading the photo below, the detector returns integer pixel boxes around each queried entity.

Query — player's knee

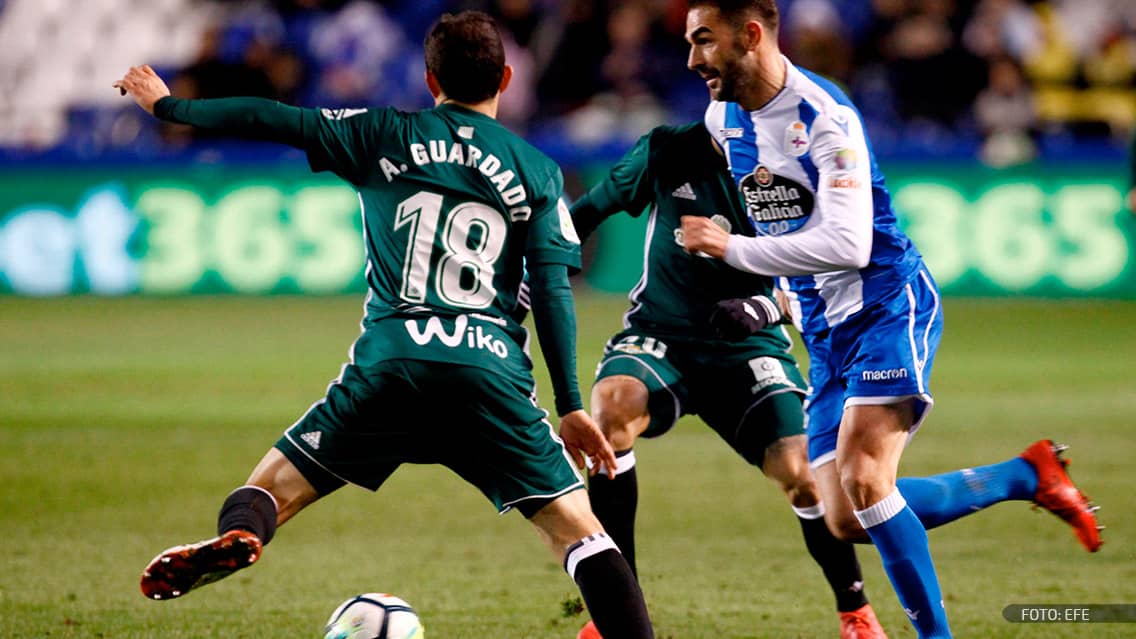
[825,511,869,543]
[779,471,819,507]
[767,457,819,506]
[591,377,649,448]
[838,463,895,511]
[761,436,816,506]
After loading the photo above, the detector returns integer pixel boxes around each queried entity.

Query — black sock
[797,509,868,613]
[217,486,278,545]
[588,449,638,576]
[566,534,654,639]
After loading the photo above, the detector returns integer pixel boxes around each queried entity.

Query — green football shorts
[276,358,583,517]
[594,329,808,465]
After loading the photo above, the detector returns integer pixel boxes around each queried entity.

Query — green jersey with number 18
[307,104,578,317]
[304,104,580,366]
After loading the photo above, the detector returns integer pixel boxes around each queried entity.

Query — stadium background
[2,1,1135,638]
[1,0,1134,297]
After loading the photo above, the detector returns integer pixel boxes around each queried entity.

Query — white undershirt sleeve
[723,105,874,277]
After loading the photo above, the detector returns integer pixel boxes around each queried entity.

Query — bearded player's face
[685,7,750,102]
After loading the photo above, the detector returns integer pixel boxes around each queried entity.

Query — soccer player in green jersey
[117,12,654,638]
[570,122,887,639]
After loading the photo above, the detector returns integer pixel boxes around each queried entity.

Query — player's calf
[565,532,654,639]
[531,491,653,638]
[588,448,640,575]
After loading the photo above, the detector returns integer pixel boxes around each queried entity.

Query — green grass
[2,294,1134,638]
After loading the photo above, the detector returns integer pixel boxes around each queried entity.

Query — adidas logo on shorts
[300,431,322,450]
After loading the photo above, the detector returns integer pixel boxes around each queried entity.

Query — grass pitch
[1,294,1134,638]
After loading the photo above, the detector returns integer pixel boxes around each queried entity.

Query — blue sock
[857,490,952,639]
[897,458,1037,529]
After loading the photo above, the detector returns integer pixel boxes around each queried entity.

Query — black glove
[709,296,782,341]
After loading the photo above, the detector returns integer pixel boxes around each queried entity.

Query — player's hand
[680,215,729,259]
[709,296,780,341]
[113,65,171,115]
[558,410,617,479]
[774,288,794,323]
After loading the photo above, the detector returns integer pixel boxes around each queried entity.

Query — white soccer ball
[323,593,424,639]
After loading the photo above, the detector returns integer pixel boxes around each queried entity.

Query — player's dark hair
[424,11,506,104]
[688,0,779,33]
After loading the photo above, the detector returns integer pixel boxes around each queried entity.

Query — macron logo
[672,183,697,200]
[861,368,909,381]
[300,431,321,449]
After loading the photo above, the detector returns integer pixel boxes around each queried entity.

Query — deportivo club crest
[784,121,810,157]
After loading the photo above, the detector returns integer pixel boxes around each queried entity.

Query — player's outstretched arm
[679,209,872,276]
[114,65,308,148]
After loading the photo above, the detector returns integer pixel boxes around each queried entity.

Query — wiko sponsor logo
[861,368,909,381]
[404,314,509,359]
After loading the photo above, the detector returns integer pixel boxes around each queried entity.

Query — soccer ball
[323,593,424,639]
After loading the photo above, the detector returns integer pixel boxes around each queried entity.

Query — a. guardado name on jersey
[379,138,534,222]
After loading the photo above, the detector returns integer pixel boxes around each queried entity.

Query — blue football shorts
[805,268,944,467]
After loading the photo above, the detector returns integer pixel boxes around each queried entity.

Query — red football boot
[140,529,263,600]
[840,603,888,639]
[577,619,602,639]
[1020,440,1103,552]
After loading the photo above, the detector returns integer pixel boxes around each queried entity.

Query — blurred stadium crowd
[0,0,1133,165]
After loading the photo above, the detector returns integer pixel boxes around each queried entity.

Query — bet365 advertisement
[0,164,1132,297]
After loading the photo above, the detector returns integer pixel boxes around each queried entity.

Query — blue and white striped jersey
[704,58,925,336]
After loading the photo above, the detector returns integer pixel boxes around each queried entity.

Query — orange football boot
[577,619,602,639]
[140,529,263,600]
[1020,440,1103,552]
[840,603,888,639]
